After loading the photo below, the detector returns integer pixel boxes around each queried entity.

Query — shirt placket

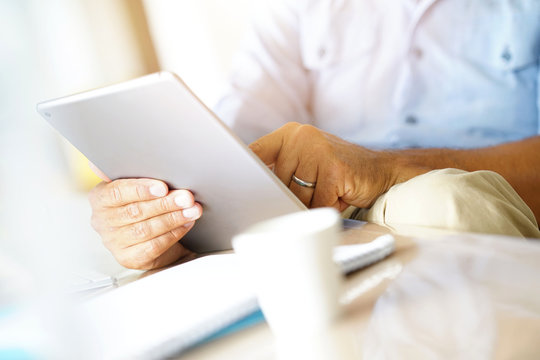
[391,0,440,144]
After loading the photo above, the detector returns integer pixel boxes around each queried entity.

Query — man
[89,0,540,269]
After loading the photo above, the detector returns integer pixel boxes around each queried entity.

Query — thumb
[88,161,112,183]
[249,130,284,166]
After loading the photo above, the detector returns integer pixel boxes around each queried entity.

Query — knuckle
[132,221,150,240]
[163,213,176,228]
[294,124,320,143]
[166,211,182,228]
[124,203,142,221]
[297,124,316,135]
[284,122,300,131]
[135,183,146,201]
[109,183,123,204]
[159,196,171,212]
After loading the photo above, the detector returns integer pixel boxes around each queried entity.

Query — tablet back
[37,72,306,252]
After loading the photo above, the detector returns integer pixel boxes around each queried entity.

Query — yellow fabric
[351,169,540,239]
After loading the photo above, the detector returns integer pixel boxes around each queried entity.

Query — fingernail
[174,191,192,208]
[183,221,195,228]
[150,184,167,197]
[183,206,201,220]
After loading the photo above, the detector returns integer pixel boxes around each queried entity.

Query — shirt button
[411,47,423,60]
[501,47,512,63]
[405,115,418,125]
[318,47,326,59]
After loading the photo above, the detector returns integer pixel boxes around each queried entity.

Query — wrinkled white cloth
[351,169,540,238]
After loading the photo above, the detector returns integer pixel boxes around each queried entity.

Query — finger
[274,148,298,187]
[96,189,195,228]
[91,178,169,208]
[150,242,197,269]
[88,161,111,182]
[290,161,318,208]
[311,174,340,209]
[249,125,291,165]
[109,203,203,249]
[118,224,195,269]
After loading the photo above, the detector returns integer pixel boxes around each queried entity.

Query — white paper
[79,255,256,359]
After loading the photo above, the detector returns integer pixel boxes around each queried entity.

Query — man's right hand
[88,179,203,270]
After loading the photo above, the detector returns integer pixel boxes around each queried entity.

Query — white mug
[232,208,344,341]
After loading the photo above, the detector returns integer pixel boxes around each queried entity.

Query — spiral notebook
[80,235,394,359]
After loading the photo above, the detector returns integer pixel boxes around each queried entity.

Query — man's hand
[249,122,428,210]
[88,179,203,270]
[249,123,540,223]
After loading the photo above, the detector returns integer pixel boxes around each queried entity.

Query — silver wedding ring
[292,174,316,188]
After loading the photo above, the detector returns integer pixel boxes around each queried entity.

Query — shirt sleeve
[213,0,311,144]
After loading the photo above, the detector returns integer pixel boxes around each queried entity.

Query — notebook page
[79,254,255,359]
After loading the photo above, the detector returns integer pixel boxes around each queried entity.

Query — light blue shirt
[215,0,540,149]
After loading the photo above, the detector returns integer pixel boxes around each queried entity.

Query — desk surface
[122,223,540,359]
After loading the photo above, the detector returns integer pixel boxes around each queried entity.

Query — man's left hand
[249,122,427,210]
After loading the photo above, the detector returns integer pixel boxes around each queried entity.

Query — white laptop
[37,72,306,252]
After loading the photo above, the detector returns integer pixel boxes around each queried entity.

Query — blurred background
[1,0,254,308]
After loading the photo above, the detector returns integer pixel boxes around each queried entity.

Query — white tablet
[37,72,306,252]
